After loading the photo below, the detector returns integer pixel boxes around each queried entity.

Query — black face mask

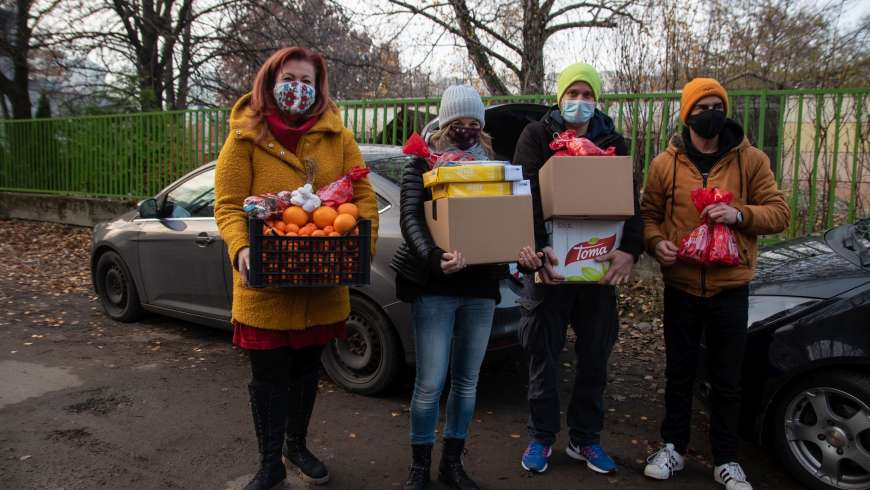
[447,126,481,150]
[686,109,726,139]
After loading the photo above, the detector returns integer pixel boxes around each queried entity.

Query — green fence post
[807,94,824,233]
[789,95,804,237]
[826,93,844,229]
[775,95,787,188]
[757,90,767,151]
[644,99,655,170]
[742,95,750,134]
[847,94,864,223]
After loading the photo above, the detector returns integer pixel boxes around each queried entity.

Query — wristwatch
[736,210,744,225]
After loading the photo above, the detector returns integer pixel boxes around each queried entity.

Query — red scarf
[265,112,318,154]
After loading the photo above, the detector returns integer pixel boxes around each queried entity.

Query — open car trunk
[421,103,550,161]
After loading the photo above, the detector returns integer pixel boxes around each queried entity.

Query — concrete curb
[0,192,137,228]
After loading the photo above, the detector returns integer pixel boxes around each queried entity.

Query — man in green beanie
[513,62,644,475]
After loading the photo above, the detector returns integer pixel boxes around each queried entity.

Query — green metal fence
[0,88,867,237]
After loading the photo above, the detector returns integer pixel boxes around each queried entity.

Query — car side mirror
[138,198,159,219]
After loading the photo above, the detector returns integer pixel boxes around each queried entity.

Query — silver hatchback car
[90,144,524,395]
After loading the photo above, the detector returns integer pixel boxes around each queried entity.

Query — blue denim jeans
[409,295,496,445]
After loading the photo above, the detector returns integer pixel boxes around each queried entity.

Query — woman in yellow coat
[214,46,378,490]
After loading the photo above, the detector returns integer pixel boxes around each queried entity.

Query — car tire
[322,295,401,396]
[94,251,143,322]
[773,370,870,490]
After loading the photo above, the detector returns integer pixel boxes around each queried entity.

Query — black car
[700,218,870,490]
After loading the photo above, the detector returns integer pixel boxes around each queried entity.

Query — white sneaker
[714,462,753,490]
[643,443,685,480]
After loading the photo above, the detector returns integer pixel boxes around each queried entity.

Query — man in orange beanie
[640,78,789,490]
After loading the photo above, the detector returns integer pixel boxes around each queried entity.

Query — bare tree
[0,0,61,118]
[378,0,639,95]
[202,0,412,105]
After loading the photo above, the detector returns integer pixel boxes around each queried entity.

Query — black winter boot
[438,438,478,490]
[283,370,329,484]
[404,444,432,490]
[244,381,288,490]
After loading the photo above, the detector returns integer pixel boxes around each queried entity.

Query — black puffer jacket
[390,157,507,303]
[513,106,644,258]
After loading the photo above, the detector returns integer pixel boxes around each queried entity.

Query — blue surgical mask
[561,100,595,124]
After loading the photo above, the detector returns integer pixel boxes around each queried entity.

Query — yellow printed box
[423,164,523,188]
[431,180,530,200]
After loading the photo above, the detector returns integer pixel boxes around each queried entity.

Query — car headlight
[748,295,819,328]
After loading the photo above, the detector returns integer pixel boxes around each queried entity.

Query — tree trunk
[9,0,33,118]
[448,0,511,95]
[521,1,547,95]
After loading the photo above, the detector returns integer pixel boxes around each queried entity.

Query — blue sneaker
[521,440,552,473]
[566,441,617,474]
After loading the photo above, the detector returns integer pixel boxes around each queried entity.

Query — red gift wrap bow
[402,132,483,168]
[549,130,616,156]
[678,187,741,267]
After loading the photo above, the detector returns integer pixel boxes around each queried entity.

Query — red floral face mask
[273,80,316,115]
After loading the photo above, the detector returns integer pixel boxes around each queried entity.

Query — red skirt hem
[232,319,346,350]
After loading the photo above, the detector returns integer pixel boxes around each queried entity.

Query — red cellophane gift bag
[678,187,741,266]
[548,130,616,156]
[316,166,370,207]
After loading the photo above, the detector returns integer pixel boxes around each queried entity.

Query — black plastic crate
[247,218,371,288]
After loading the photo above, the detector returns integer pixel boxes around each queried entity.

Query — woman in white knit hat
[391,85,504,490]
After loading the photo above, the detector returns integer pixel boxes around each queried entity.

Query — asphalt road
[0,281,802,489]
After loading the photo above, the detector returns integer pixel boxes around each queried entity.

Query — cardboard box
[543,218,624,283]
[538,156,634,219]
[431,180,530,200]
[423,164,523,188]
[424,195,535,265]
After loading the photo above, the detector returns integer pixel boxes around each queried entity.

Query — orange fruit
[328,231,341,237]
[311,230,326,237]
[323,225,334,234]
[286,231,298,237]
[273,221,286,232]
[298,227,312,236]
[285,223,299,234]
[283,206,309,227]
[333,213,357,234]
[337,203,359,219]
[312,206,338,229]
[264,227,274,236]
[301,222,317,233]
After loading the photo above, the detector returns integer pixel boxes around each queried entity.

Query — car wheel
[773,370,870,490]
[321,295,401,395]
[94,251,143,322]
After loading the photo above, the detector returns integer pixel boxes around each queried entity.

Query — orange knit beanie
[680,78,729,123]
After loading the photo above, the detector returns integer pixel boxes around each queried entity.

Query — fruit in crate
[312,206,338,228]
[337,203,359,219]
[333,213,357,234]
[283,206,309,227]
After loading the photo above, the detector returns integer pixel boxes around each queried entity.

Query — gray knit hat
[438,85,486,129]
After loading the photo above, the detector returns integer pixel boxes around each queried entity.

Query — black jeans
[518,276,620,446]
[661,285,748,466]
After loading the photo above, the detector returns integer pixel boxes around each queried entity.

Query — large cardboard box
[431,180,530,200]
[424,195,535,265]
[543,218,624,283]
[423,164,523,188]
[538,156,634,219]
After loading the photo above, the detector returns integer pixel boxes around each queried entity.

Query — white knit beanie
[438,85,486,129]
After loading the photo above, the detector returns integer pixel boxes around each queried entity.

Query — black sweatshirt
[512,106,645,259]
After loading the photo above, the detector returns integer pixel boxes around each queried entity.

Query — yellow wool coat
[214,94,379,330]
